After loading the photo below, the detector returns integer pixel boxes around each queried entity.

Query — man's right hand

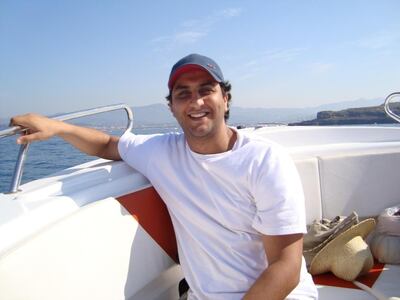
[10,113,64,144]
[9,113,121,161]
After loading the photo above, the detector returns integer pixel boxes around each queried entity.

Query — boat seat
[318,149,400,219]
[293,146,400,298]
[293,146,400,221]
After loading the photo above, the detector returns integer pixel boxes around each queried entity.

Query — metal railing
[0,104,134,194]
[384,92,400,123]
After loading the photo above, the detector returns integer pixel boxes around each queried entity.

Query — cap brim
[168,64,220,90]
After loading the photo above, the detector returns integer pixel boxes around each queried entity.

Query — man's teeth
[190,112,207,118]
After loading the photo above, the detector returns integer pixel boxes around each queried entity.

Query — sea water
[0,125,180,194]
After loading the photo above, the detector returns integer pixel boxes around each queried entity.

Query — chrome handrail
[384,92,400,123]
[0,104,134,194]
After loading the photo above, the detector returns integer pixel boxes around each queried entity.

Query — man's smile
[188,111,210,119]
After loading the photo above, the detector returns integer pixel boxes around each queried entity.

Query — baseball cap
[168,54,224,90]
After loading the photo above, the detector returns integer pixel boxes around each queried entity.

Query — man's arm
[10,113,121,161]
[243,233,303,300]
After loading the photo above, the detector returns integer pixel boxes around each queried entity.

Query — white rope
[353,280,400,300]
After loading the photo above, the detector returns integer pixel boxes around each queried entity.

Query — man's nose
[190,92,204,105]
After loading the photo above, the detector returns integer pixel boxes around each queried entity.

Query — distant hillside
[229,107,314,124]
[207,97,384,124]
[56,104,177,128]
[290,103,400,125]
[0,97,387,128]
[65,104,326,126]
[311,97,383,112]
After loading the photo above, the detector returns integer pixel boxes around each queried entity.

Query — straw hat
[309,218,376,281]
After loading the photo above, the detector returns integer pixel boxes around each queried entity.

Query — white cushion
[294,158,323,224]
[319,151,400,219]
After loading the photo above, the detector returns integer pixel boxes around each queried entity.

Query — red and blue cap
[168,54,224,90]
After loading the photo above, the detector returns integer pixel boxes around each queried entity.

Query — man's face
[170,69,228,141]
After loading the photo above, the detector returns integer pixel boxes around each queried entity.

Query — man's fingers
[17,132,46,144]
[9,116,20,127]
[10,113,38,128]
[10,114,56,145]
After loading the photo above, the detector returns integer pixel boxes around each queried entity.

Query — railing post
[384,92,400,123]
[9,143,30,193]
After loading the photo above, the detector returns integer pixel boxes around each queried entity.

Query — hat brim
[310,218,376,276]
[168,64,221,90]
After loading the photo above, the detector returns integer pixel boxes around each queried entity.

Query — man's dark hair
[166,80,232,121]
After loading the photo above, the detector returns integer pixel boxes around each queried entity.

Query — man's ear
[223,93,228,112]
[168,101,176,117]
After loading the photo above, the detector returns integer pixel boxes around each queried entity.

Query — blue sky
[1,0,400,118]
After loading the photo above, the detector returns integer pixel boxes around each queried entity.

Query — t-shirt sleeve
[251,145,307,235]
[118,131,162,177]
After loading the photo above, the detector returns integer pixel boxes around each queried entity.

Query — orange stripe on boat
[313,261,385,289]
[117,187,179,263]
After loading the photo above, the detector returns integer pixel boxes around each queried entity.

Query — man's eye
[199,87,213,95]
[176,92,191,100]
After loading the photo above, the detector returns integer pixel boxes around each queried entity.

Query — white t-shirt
[118,128,318,300]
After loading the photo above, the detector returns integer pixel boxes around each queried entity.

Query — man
[11,54,318,299]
